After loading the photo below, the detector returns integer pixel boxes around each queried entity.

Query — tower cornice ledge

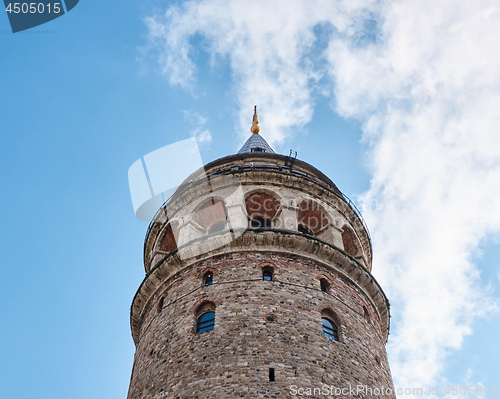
[131,229,390,346]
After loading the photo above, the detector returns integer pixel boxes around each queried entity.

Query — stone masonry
[127,150,395,399]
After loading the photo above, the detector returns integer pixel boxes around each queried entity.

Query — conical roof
[238,134,274,154]
[238,133,275,154]
[237,106,275,154]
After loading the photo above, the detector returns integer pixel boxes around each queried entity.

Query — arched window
[297,200,329,236]
[158,223,178,253]
[262,268,273,281]
[197,312,215,333]
[204,272,213,286]
[322,318,338,340]
[157,297,164,313]
[192,198,227,234]
[341,226,360,257]
[320,279,329,293]
[246,192,280,229]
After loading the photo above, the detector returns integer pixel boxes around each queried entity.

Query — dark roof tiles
[238,133,275,154]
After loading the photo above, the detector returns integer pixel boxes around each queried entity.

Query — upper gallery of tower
[142,107,374,277]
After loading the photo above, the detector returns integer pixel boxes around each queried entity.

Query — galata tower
[127,107,395,398]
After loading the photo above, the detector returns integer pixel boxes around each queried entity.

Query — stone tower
[127,108,395,398]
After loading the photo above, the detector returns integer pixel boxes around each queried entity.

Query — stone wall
[130,152,393,398]
[127,251,395,399]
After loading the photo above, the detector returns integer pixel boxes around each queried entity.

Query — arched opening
[320,308,341,341]
[192,198,228,234]
[157,297,164,313]
[320,278,330,293]
[245,191,280,229]
[158,224,178,253]
[204,271,213,286]
[197,312,215,333]
[321,318,338,340]
[341,226,360,257]
[208,221,226,234]
[297,200,329,236]
[194,301,216,334]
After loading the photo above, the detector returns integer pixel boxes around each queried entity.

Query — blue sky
[1,1,500,398]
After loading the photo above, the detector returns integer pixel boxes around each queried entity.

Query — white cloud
[328,0,500,388]
[144,0,376,145]
[144,0,500,391]
[183,110,212,144]
[439,368,485,399]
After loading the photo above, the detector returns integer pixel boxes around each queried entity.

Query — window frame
[262,268,273,281]
[321,317,338,341]
[196,311,215,333]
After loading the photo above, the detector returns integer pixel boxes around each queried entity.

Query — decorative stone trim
[315,303,345,326]
[189,296,222,314]
[258,262,278,271]
[316,303,345,343]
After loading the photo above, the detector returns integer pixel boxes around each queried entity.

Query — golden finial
[251,105,261,134]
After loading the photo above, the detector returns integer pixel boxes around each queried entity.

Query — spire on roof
[238,106,275,154]
[251,105,261,134]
